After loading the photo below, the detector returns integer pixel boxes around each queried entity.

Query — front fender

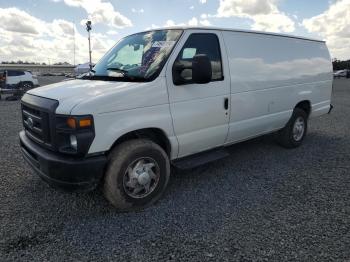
[88,104,179,160]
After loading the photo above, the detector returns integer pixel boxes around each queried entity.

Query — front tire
[276,108,308,148]
[103,139,170,211]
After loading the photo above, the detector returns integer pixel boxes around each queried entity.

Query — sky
[0,0,349,64]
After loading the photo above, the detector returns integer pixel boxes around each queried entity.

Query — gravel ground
[0,79,349,261]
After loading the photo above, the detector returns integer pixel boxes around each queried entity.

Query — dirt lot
[0,79,349,261]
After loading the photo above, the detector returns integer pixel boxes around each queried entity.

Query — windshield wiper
[106,67,129,76]
[80,67,147,82]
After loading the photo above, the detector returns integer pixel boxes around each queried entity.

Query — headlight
[55,115,95,156]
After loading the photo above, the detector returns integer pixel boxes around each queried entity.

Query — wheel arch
[295,100,311,118]
[108,128,172,157]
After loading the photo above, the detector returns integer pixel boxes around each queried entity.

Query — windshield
[90,29,183,82]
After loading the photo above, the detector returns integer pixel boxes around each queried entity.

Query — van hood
[27,78,168,114]
[29,79,135,102]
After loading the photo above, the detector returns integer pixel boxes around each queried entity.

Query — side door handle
[224,97,229,110]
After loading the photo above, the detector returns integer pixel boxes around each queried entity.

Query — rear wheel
[103,139,170,211]
[17,82,34,97]
[20,82,34,91]
[276,108,308,148]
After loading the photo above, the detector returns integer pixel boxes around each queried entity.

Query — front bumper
[19,131,107,191]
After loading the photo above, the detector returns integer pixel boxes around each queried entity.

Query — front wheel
[103,139,170,211]
[276,108,308,148]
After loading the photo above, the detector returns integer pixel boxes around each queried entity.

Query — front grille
[22,104,50,144]
[21,94,59,150]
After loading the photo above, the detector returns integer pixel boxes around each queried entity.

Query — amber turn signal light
[79,119,92,127]
[66,118,76,129]
[66,117,92,129]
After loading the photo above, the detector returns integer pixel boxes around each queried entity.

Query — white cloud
[50,19,75,37]
[131,8,144,13]
[302,0,350,59]
[200,19,211,26]
[106,30,119,36]
[251,13,295,33]
[189,6,194,10]
[146,24,161,30]
[0,7,46,35]
[218,0,274,16]
[185,16,212,27]
[164,20,178,27]
[188,17,199,26]
[149,17,211,29]
[0,7,115,64]
[199,0,207,3]
[61,0,132,28]
[217,0,295,33]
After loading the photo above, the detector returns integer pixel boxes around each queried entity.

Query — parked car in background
[74,62,95,76]
[333,69,348,78]
[0,69,39,99]
[4,70,39,88]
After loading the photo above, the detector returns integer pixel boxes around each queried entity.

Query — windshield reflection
[82,29,183,82]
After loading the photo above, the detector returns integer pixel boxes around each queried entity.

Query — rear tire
[276,108,308,148]
[103,139,170,211]
[20,82,34,91]
[17,82,34,97]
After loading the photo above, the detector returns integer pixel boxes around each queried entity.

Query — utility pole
[86,20,92,70]
[72,21,76,66]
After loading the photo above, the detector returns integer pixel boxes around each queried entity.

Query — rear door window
[7,70,24,76]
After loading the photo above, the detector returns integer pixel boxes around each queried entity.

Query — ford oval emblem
[27,117,34,129]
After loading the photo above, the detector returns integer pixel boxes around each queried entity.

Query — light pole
[86,20,92,70]
[72,21,76,66]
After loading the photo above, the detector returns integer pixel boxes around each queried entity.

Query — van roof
[142,26,325,43]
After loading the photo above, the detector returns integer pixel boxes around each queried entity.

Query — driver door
[166,30,231,158]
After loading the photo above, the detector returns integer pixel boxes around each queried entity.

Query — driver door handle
[224,97,229,110]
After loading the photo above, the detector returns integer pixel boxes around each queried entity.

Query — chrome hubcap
[293,117,305,141]
[123,157,160,199]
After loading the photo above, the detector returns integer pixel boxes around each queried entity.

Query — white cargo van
[19,27,333,210]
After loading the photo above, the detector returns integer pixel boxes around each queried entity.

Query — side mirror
[172,54,212,85]
[192,54,212,84]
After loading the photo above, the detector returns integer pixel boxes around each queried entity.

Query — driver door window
[173,33,223,85]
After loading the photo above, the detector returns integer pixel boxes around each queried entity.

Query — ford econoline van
[19,27,333,210]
